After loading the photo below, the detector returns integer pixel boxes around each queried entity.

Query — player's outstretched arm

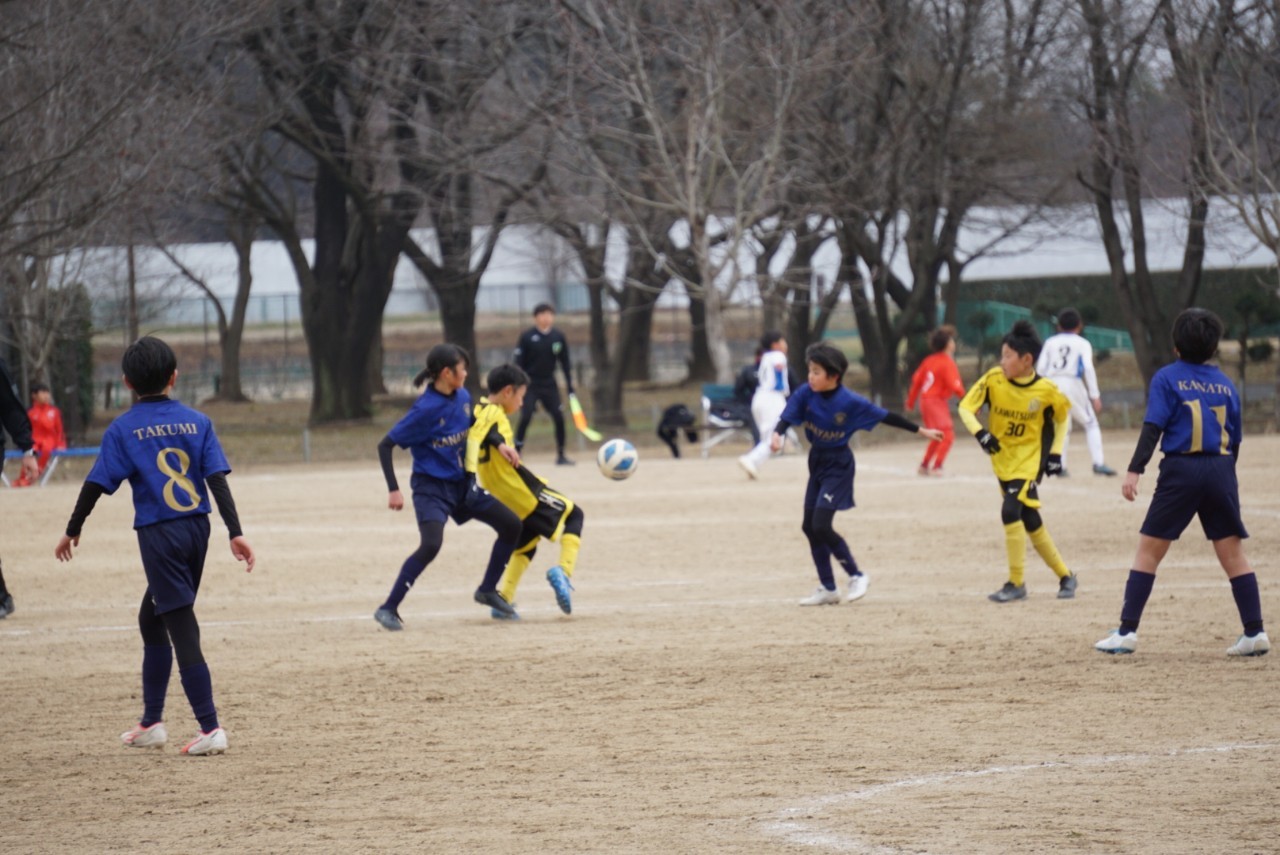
[230,535,255,572]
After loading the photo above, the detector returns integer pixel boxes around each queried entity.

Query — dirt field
[3,431,1278,854]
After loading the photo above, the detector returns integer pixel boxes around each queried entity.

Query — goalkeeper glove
[976,429,1001,455]
[1044,453,1064,477]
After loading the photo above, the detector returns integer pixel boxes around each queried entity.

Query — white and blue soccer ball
[596,438,638,481]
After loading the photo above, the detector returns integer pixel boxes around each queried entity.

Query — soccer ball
[597,438,638,481]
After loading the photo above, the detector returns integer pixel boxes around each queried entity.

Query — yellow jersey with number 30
[959,367,1070,482]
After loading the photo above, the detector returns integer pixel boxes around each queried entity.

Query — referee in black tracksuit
[1,356,40,618]
[513,303,575,465]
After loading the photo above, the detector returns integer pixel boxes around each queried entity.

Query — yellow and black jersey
[466,397,576,539]
[959,367,1070,482]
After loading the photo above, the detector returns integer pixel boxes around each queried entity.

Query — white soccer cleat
[737,456,758,480]
[1226,631,1271,657]
[845,573,870,602]
[799,586,841,606]
[1094,630,1137,655]
[121,721,167,749]
[181,727,228,756]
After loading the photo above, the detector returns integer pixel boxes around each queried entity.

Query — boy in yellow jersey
[959,320,1077,603]
[467,364,584,619]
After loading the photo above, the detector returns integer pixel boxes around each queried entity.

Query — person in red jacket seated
[15,382,66,486]
[906,326,966,477]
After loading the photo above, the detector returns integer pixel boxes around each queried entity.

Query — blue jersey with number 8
[87,398,231,529]
[1144,361,1241,456]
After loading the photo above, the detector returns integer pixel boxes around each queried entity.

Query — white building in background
[70,197,1275,332]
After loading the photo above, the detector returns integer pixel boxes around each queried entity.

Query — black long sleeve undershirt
[65,474,242,539]
[378,434,399,492]
[1127,422,1163,474]
[774,410,920,436]
[879,411,921,433]
[206,473,243,539]
[65,482,106,537]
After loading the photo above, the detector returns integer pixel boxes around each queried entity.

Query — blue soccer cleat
[546,566,574,614]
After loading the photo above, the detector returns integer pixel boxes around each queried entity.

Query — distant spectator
[15,382,66,487]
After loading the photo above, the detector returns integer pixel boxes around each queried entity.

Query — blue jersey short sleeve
[785,385,888,448]
[387,386,471,481]
[1144,362,1241,455]
[85,399,227,528]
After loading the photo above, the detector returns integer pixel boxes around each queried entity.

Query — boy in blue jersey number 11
[771,343,943,605]
[54,337,255,756]
[1096,309,1269,657]
[373,344,523,630]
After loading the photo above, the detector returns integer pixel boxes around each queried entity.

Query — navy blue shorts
[1141,455,1248,542]
[410,473,506,525]
[804,446,855,511]
[136,514,211,615]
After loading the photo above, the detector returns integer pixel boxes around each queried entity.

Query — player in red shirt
[15,382,66,487]
[906,326,966,476]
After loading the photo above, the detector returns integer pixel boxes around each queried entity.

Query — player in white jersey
[738,331,791,478]
[1036,308,1117,476]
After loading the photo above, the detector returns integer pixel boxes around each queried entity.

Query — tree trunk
[686,292,715,382]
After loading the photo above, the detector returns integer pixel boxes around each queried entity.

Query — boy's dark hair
[1172,307,1223,364]
[805,342,848,380]
[1056,308,1083,332]
[532,302,555,316]
[487,363,530,395]
[1002,320,1042,360]
[414,343,471,388]
[31,382,50,394]
[928,325,956,353]
[760,330,784,351]
[122,336,178,396]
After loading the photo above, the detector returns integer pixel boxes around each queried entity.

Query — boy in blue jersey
[771,343,943,605]
[373,344,522,630]
[54,337,255,756]
[1096,309,1269,656]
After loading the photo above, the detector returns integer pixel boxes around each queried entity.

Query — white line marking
[760,742,1279,853]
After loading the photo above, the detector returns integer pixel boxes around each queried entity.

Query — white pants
[1051,377,1105,468]
[742,391,788,468]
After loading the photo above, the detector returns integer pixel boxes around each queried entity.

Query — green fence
[952,300,1132,352]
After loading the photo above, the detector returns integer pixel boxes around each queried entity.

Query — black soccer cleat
[988,582,1027,603]
[373,607,403,631]
[475,589,517,617]
[1057,573,1078,600]
[0,592,13,619]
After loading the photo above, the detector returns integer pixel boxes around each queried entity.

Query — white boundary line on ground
[759,741,1279,854]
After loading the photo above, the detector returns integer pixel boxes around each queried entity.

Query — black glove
[976,429,1001,455]
[1044,453,1064,477]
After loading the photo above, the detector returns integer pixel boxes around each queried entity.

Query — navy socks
[1118,569,1156,634]
[140,644,173,727]
[1230,573,1265,636]
[179,663,219,734]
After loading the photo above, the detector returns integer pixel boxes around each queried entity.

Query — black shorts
[136,515,211,615]
[804,446,855,511]
[410,473,506,526]
[1140,454,1248,542]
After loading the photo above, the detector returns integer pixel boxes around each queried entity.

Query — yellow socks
[1004,522,1026,587]
[1028,525,1071,579]
[497,547,534,604]
[559,534,581,578]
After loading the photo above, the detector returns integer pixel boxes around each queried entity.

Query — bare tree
[555,0,802,385]
[0,0,192,394]
[1193,2,1280,422]
[1073,0,1234,388]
